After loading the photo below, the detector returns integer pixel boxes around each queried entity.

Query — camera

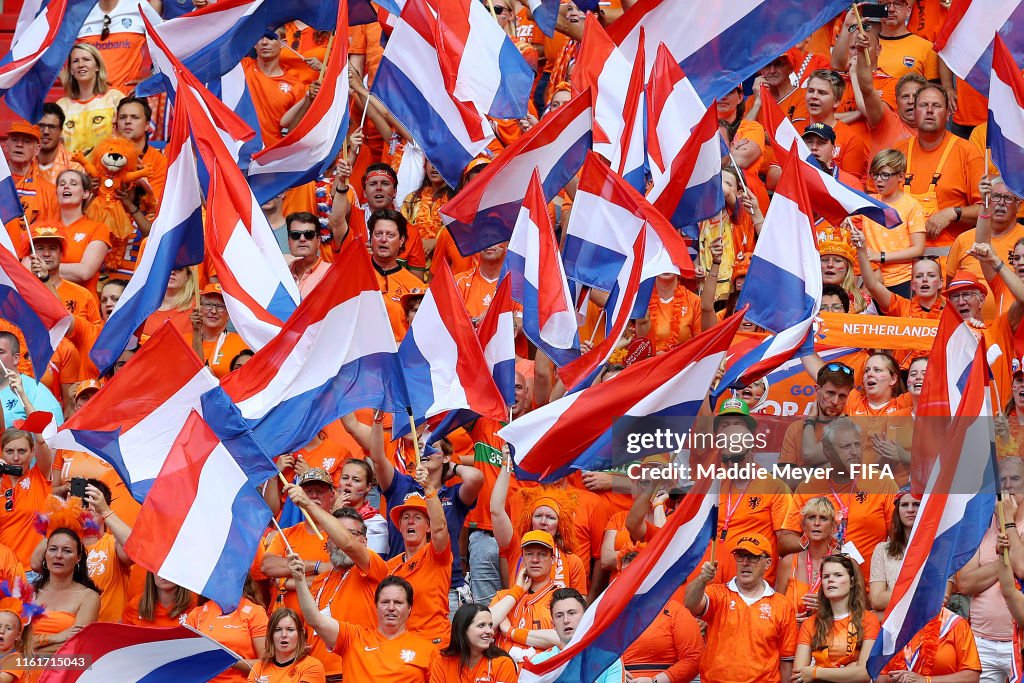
[0,463,23,477]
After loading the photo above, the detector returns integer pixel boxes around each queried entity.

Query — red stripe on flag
[124,412,220,572]
[645,43,686,172]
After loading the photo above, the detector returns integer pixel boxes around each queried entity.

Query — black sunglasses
[4,488,12,513]
[101,14,111,41]
[483,3,509,14]
[289,230,318,240]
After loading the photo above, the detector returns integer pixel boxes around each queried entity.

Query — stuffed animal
[73,136,151,241]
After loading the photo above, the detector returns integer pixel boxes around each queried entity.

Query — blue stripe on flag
[200,483,272,612]
[736,256,816,333]
[0,281,57,378]
[989,115,1024,199]
[490,38,535,120]
[562,235,627,293]
[136,648,237,683]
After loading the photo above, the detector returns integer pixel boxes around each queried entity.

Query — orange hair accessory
[517,486,578,553]
[33,496,99,541]
[616,541,646,571]
[0,578,44,625]
[531,496,562,517]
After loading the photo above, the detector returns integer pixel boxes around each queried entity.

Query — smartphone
[857,2,889,19]
[70,477,88,504]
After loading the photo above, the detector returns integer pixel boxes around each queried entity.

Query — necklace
[649,284,692,353]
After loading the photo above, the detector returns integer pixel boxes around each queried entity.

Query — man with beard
[780,417,897,583]
[685,533,797,683]
[946,177,1024,322]
[703,398,795,585]
[777,361,856,487]
[286,484,389,682]
[34,103,83,187]
[895,84,984,248]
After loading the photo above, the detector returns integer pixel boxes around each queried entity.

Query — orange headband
[366,169,395,183]
[532,496,562,517]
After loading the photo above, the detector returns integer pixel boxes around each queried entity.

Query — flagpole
[22,216,35,256]
[359,92,372,132]
[850,2,872,68]
[317,32,335,84]
[985,149,991,209]
[998,493,1010,566]
[270,515,296,555]
[728,152,748,195]
[587,309,606,345]
[276,472,325,541]
[406,407,422,472]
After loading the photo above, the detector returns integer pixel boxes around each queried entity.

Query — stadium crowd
[0,0,1019,681]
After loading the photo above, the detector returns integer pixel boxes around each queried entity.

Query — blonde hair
[166,267,199,312]
[801,497,838,528]
[839,265,867,313]
[59,44,111,100]
[869,149,907,176]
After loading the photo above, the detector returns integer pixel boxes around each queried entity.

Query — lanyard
[826,481,853,542]
[719,480,751,541]
[313,569,348,610]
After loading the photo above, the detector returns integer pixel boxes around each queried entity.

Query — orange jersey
[39,336,81,400]
[348,23,384,85]
[502,544,587,595]
[947,225,1024,323]
[56,279,101,325]
[387,543,453,645]
[844,389,913,418]
[247,657,325,683]
[895,134,984,247]
[877,33,939,103]
[13,166,58,230]
[187,599,269,683]
[265,524,330,613]
[429,654,519,683]
[0,543,25,588]
[141,306,194,341]
[647,287,702,354]
[704,476,792,585]
[242,58,307,146]
[953,77,988,128]
[202,332,250,379]
[85,533,131,624]
[374,264,424,342]
[463,420,505,533]
[784,478,897,582]
[453,267,502,321]
[490,581,558,651]
[798,612,880,668]
[122,595,196,627]
[880,608,981,676]
[622,600,703,682]
[332,624,437,683]
[306,552,390,676]
[59,216,111,297]
[0,466,51,567]
[431,229,477,280]
[698,582,797,683]
[862,193,927,286]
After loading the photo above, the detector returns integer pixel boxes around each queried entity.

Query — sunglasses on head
[289,230,318,240]
[4,488,11,513]
[913,255,941,263]
[823,362,854,376]
[101,14,111,41]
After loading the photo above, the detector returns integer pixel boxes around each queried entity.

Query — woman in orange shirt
[186,580,268,683]
[794,554,879,682]
[775,498,840,625]
[401,161,454,264]
[122,572,196,627]
[32,525,100,656]
[431,603,518,683]
[0,430,53,569]
[141,266,197,339]
[247,608,325,683]
[56,169,109,297]
[636,274,702,355]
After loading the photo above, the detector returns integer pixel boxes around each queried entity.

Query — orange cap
[7,121,40,141]
[200,283,224,297]
[73,379,101,400]
[944,270,987,296]
[389,493,430,527]
[30,224,65,244]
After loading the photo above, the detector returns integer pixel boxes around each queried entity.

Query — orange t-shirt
[332,624,437,683]
[862,193,927,286]
[784,478,897,582]
[895,134,984,247]
[430,230,477,280]
[56,279,101,325]
[85,533,131,624]
[202,331,250,379]
[0,543,25,588]
[622,600,703,682]
[242,58,307,146]
[648,287,702,354]
[0,467,51,567]
[247,657,325,683]
[453,267,502,322]
[798,612,880,667]
[831,120,871,183]
[306,552,390,677]
[865,106,914,160]
[59,216,111,297]
[77,33,149,93]
[953,77,988,128]
[429,654,519,683]
[876,33,940,105]
[374,264,424,342]
[881,292,945,320]
[141,306,194,341]
[348,23,384,85]
[186,599,269,683]
[122,595,197,627]
[699,582,797,683]
[844,389,913,418]
[386,542,453,645]
[39,336,81,400]
[907,0,949,42]
[14,168,58,227]
[265,524,330,613]
[463,420,505,533]
[880,609,981,676]
[947,225,1024,323]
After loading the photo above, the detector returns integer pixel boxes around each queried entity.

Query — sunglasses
[913,255,941,263]
[289,230,317,240]
[4,488,11,513]
[484,3,509,13]
[101,14,111,41]
[823,362,854,376]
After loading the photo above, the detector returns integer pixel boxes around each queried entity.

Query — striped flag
[988,34,1024,198]
[935,0,1024,96]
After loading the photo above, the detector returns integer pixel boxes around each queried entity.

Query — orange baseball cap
[73,379,101,400]
[389,492,430,527]
[520,530,555,551]
[30,224,65,244]
[732,532,771,557]
[7,121,40,141]
[200,283,224,297]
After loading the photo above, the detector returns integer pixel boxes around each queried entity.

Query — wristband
[803,419,816,428]
[313,560,321,574]
[980,213,993,220]
[424,489,438,500]
[954,206,963,222]
[1006,522,1017,529]
[510,585,526,601]
[509,627,528,643]
[334,186,349,194]
[812,665,819,680]
[102,510,113,520]
[995,261,1005,274]
[880,251,886,264]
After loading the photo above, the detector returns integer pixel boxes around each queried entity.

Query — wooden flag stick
[999,492,1010,567]
[317,32,335,84]
[850,3,872,68]
[277,472,324,540]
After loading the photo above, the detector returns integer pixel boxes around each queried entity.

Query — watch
[803,419,816,428]
[954,206,963,222]
[880,251,886,264]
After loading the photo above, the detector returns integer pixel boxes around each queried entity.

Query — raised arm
[288,552,340,648]
[490,451,516,550]
[417,463,449,553]
[285,483,371,571]
[851,226,893,311]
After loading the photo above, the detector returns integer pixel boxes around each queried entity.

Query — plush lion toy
[73,136,151,241]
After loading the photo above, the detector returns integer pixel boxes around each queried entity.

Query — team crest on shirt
[759,603,772,620]
[747,496,761,510]
[74,233,87,242]
[903,56,916,68]
[87,548,108,576]
[19,478,29,490]
[323,458,336,472]
[279,83,293,94]
[856,491,867,503]
[122,17,132,28]
[400,649,417,663]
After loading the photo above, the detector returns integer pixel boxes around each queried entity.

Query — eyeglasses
[870,171,899,182]
[948,291,980,302]
[101,14,111,41]
[990,194,1020,205]
[289,229,318,240]
[200,302,226,311]
[4,488,12,513]
[484,2,509,13]
[823,362,854,376]
[817,70,844,85]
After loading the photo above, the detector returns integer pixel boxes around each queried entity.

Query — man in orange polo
[5,121,57,256]
[489,530,561,658]
[685,532,797,683]
[454,242,509,323]
[28,224,101,324]
[287,483,390,680]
